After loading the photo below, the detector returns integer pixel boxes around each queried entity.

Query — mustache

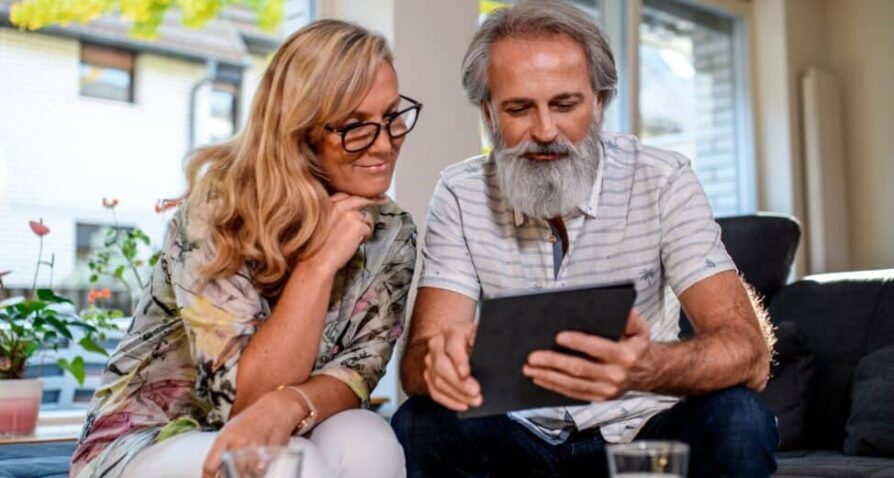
[505,140,577,157]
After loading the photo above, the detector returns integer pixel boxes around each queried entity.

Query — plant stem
[30,235,43,298]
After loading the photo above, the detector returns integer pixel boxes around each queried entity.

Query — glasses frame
[324,94,423,153]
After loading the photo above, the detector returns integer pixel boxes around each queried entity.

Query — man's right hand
[422,323,483,411]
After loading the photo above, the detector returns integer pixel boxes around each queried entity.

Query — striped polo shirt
[418,131,736,443]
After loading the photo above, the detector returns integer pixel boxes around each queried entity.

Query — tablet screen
[459,282,637,419]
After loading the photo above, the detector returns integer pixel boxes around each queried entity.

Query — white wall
[0,29,204,287]
[825,0,894,270]
[751,0,894,273]
[0,28,271,289]
[317,0,481,414]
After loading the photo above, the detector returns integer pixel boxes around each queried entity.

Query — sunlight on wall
[0,144,6,201]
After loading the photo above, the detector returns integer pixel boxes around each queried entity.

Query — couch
[697,214,894,477]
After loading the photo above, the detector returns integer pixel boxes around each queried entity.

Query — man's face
[485,33,602,152]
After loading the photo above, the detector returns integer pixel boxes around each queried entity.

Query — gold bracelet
[275,384,319,435]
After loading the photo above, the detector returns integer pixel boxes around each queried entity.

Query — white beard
[492,121,601,219]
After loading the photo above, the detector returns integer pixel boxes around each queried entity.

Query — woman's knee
[312,409,405,478]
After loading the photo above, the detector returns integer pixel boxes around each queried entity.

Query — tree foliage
[9,0,284,40]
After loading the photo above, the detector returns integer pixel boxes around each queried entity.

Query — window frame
[601,0,757,214]
[79,42,137,103]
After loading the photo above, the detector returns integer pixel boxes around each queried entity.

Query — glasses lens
[388,107,418,138]
[343,124,379,152]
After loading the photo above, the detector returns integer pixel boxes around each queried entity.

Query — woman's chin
[336,183,391,199]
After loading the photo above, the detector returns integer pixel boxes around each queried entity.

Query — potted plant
[0,219,121,436]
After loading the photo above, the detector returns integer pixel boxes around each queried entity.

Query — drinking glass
[606,440,689,477]
[222,446,303,478]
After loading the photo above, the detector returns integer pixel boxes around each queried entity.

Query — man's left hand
[523,310,651,401]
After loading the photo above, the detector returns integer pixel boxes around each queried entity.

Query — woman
[70,19,420,478]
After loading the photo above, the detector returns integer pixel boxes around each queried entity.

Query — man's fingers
[444,330,472,378]
[425,370,477,411]
[425,369,478,407]
[432,351,479,398]
[555,331,619,361]
[524,365,618,401]
[527,350,603,379]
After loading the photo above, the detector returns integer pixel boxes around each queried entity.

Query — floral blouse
[70,199,416,478]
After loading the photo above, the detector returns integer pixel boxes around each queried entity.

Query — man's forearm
[635,324,769,396]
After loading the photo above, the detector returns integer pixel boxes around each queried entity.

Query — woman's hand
[304,193,387,273]
[202,388,307,478]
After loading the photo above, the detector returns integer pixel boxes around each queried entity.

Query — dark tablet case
[459,282,637,419]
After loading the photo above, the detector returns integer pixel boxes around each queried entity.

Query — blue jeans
[391,387,778,478]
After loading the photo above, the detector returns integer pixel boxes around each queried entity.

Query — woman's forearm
[232,260,336,415]
[293,374,361,424]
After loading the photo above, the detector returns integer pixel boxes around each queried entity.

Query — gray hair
[461,0,618,106]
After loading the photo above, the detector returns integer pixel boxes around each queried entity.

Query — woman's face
[316,62,404,198]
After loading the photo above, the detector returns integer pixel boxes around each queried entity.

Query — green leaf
[157,416,200,441]
[23,341,39,358]
[37,289,73,304]
[58,357,86,386]
[78,336,109,357]
[148,251,161,267]
[114,265,126,279]
[14,299,46,316]
[69,321,98,334]
[44,316,74,339]
[89,274,99,283]
[132,229,150,245]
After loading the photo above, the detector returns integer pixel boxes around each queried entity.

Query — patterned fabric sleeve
[313,226,417,405]
[658,160,736,296]
[168,205,270,427]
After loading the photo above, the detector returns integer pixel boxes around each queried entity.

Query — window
[79,43,135,102]
[75,223,102,261]
[639,0,752,215]
[209,81,239,142]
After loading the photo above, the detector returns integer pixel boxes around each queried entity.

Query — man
[393,1,777,477]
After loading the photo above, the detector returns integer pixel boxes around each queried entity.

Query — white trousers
[121,409,406,478]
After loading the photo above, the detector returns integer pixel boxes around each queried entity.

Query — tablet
[458,282,637,419]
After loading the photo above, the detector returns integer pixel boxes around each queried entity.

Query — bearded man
[392,1,778,477]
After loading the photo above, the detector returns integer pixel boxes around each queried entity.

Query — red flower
[154,198,181,214]
[102,198,119,209]
[29,219,49,237]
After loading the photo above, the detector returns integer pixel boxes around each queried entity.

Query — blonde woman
[70,20,420,478]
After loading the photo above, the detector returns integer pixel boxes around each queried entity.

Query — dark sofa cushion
[845,346,894,457]
[768,270,894,450]
[761,321,815,450]
[775,450,894,477]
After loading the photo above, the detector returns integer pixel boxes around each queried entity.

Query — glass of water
[222,446,303,478]
[606,440,689,477]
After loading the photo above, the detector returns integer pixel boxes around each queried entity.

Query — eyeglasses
[324,95,422,153]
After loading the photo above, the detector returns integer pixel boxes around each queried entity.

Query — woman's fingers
[332,195,385,212]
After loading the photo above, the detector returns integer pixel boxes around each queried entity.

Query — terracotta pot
[0,378,42,436]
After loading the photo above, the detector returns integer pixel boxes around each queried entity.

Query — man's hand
[202,389,306,478]
[523,310,651,401]
[422,322,483,411]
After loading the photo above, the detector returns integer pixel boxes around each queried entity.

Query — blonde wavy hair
[182,20,393,296]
